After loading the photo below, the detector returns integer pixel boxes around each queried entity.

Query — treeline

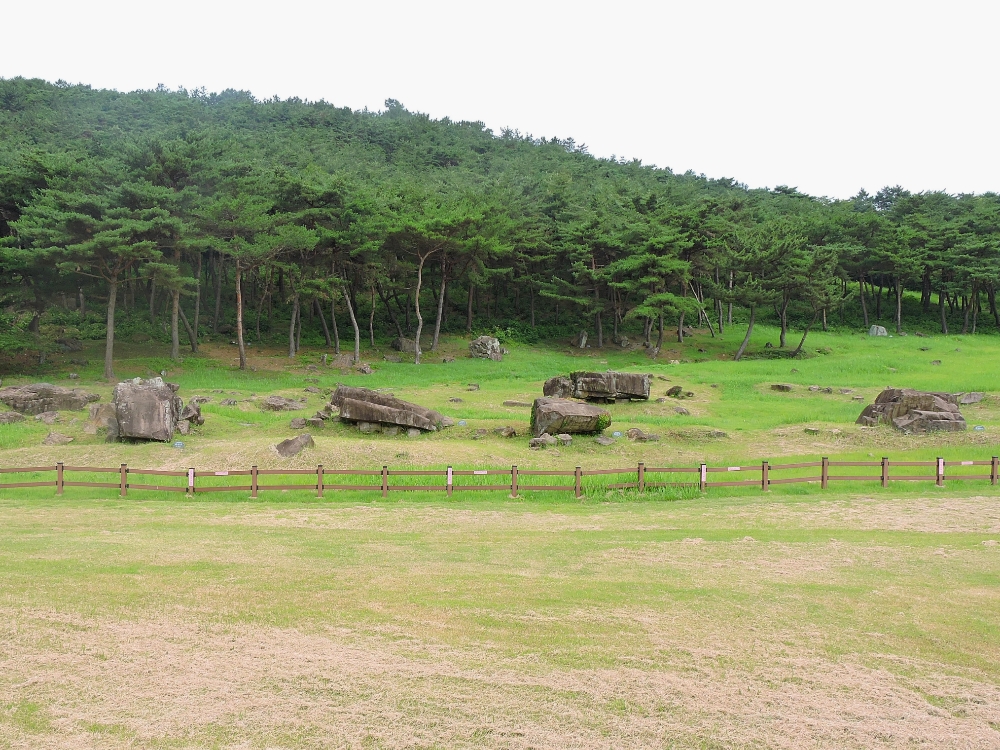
[2,78,999,376]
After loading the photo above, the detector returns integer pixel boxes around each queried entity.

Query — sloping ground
[0,494,998,748]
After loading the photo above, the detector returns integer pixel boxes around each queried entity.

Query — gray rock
[358,421,381,433]
[529,433,559,448]
[290,417,307,429]
[304,386,322,394]
[469,335,505,361]
[667,385,684,398]
[331,385,447,432]
[494,426,517,438]
[275,433,314,457]
[180,401,204,425]
[674,406,690,415]
[383,426,400,436]
[804,427,820,435]
[261,395,306,411]
[856,388,966,433]
[503,400,533,407]
[576,330,588,349]
[113,378,183,442]
[68,373,79,380]
[306,418,325,429]
[190,396,211,404]
[176,420,190,436]
[383,354,403,363]
[472,429,489,440]
[0,411,25,424]
[220,399,238,406]
[869,325,888,336]
[531,397,610,437]
[959,392,984,404]
[595,436,616,446]
[771,384,794,392]
[612,333,630,348]
[449,397,464,403]
[0,383,101,415]
[542,376,575,399]
[42,432,73,446]
[556,433,573,446]
[355,363,374,375]
[35,411,60,425]
[808,386,820,392]
[467,383,480,391]
[391,337,421,354]
[655,398,667,403]
[626,428,659,442]
[839,389,854,394]
[931,360,941,366]
[406,428,422,437]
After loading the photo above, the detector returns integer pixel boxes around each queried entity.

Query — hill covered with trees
[2,77,999,376]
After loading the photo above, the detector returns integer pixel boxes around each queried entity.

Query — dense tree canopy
[2,78,999,374]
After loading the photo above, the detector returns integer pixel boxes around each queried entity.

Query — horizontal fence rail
[0,457,997,499]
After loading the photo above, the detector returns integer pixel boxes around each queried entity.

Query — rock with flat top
[331,385,447,432]
[531,397,610,437]
[275,433,314,457]
[0,383,100,415]
[529,433,558,448]
[290,417,307,429]
[856,388,966,433]
[958,392,984,405]
[42,432,73,446]
[261,395,306,412]
[35,411,60,425]
[0,411,25,424]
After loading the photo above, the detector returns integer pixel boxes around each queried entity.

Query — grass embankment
[0,492,998,747]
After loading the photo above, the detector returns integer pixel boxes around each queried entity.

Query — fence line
[0,456,998,498]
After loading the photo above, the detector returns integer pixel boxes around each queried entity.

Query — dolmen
[0,382,100,414]
[330,385,451,433]
[543,371,650,402]
[531,397,611,437]
[856,388,966,433]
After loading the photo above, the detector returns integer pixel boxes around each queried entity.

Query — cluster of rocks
[331,385,453,435]
[543,371,650,402]
[529,432,573,449]
[856,388,967,433]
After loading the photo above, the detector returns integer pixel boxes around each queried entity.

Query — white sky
[3,0,997,199]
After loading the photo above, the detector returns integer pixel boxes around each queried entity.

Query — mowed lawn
[1,491,999,748]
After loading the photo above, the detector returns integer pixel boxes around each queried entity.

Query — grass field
[1,326,999,747]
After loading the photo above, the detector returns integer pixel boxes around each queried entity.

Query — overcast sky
[3,0,996,199]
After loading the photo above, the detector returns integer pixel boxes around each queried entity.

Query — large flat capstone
[0,383,100,415]
[856,388,966,433]
[331,386,448,432]
[543,371,650,402]
[531,397,611,437]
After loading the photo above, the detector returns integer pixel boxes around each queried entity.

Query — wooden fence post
[56,462,64,496]
[638,462,645,493]
[881,457,889,488]
[761,461,769,492]
[992,456,999,486]
[575,466,582,498]
[936,457,944,487]
[317,465,324,499]
[511,465,518,498]
[700,463,707,492]
[251,465,258,498]
[447,466,453,498]
[120,464,127,498]
[187,468,195,497]
[381,465,388,498]
[821,457,829,489]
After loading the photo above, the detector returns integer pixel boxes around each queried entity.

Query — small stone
[383,354,402,363]
[930,360,941,366]
[304,386,321,394]
[808,386,820,392]
[710,383,718,388]
[655,398,666,403]
[358,422,380,433]
[959,392,984,404]
[221,399,238,406]
[790,368,799,373]
[68,373,80,380]
[406,428,422,437]
[656,375,669,381]
[674,406,690,415]
[822,387,833,394]
[502,400,532,407]
[356,363,373,374]
[669,360,680,365]
[442,357,456,363]
[274,433,314,457]
[983,540,998,547]
[528,433,558,448]
[449,397,464,403]
[707,429,727,438]
[684,391,694,398]
[804,427,820,435]
[176,420,190,435]
[556,433,573,446]
[306,418,324,429]
[495,426,517,438]
[839,389,854,394]
[0,412,25,424]
[290,418,307,429]
[35,411,60,425]
[383,426,400,436]
[830,429,842,435]
[472,428,489,440]
[626,428,658,442]
[42,432,73,446]
[306,364,318,371]
[666,385,683,398]
[467,383,480,391]
[919,346,930,351]
[190,396,211,404]
[595,436,616,446]
[770,384,793,392]
[852,395,865,401]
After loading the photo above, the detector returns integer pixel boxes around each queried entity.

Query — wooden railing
[0,456,997,498]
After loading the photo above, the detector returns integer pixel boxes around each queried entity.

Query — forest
[2,77,999,378]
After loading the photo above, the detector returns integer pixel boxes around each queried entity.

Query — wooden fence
[0,456,998,498]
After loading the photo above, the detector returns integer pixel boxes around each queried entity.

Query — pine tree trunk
[170,290,180,360]
[235,262,247,370]
[530,286,536,327]
[859,275,869,327]
[317,299,332,347]
[104,275,118,380]
[895,276,902,334]
[369,287,375,346]
[289,292,299,358]
[178,305,197,353]
[939,289,948,334]
[677,311,685,343]
[432,270,447,351]
[331,299,340,355]
[193,252,202,346]
[779,296,789,347]
[466,283,474,334]
[79,287,86,317]
[413,253,430,364]
[733,306,755,362]
[342,278,361,363]
[792,311,819,356]
[213,254,224,333]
